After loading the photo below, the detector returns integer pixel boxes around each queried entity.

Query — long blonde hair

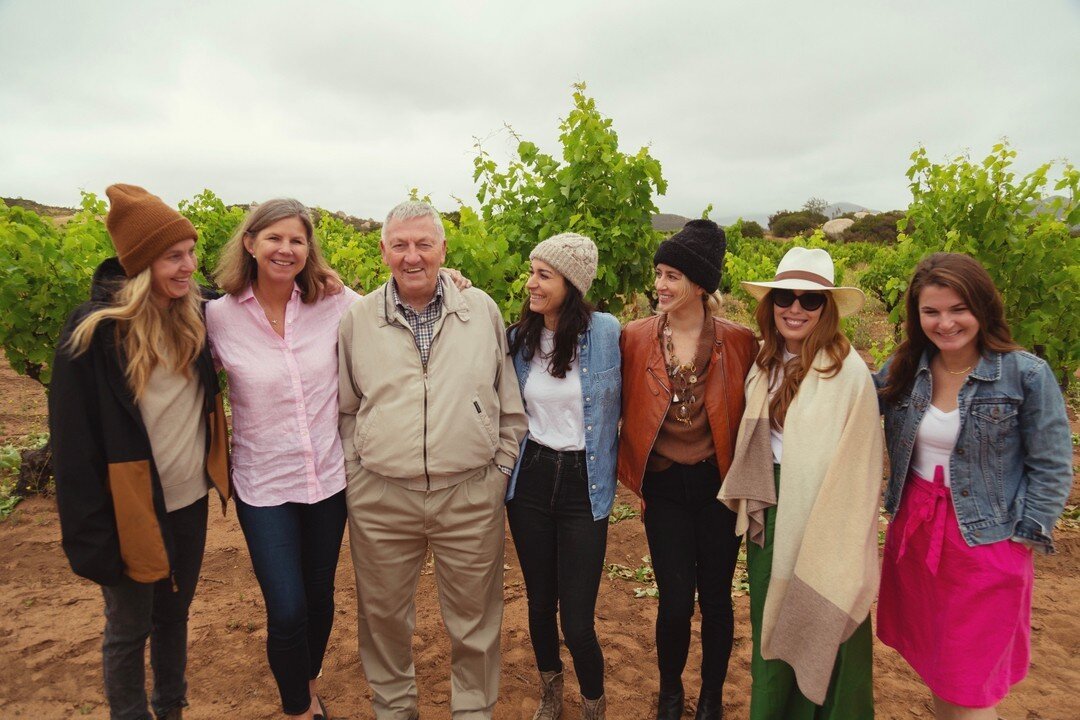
[754,291,849,430]
[214,198,342,303]
[66,269,206,400]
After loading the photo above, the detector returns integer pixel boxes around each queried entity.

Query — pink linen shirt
[206,284,360,506]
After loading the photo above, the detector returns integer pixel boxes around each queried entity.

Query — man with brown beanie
[50,184,229,720]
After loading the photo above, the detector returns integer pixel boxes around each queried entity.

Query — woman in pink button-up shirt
[207,199,358,720]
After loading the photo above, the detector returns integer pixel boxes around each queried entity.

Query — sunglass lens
[798,292,826,311]
[772,289,796,308]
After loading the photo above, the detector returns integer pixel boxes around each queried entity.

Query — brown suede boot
[581,694,606,720]
[533,670,564,720]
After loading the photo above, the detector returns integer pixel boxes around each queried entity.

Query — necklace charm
[663,317,701,427]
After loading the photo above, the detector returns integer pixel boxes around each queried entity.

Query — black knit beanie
[652,219,726,293]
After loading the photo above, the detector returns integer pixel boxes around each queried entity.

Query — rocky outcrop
[822,217,855,240]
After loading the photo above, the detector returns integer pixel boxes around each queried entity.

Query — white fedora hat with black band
[741,246,866,317]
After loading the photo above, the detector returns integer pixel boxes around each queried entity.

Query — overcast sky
[2,0,1077,223]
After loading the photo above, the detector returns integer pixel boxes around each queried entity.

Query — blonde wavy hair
[214,198,342,303]
[66,269,206,400]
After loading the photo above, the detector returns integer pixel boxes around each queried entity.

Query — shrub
[768,210,827,237]
[901,142,1079,385]
[844,211,909,244]
[474,82,667,316]
[741,220,765,238]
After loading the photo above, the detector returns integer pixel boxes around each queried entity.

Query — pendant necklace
[663,320,698,427]
[939,355,974,376]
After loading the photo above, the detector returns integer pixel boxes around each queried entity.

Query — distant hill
[651,213,691,232]
[2,197,77,217]
[823,201,876,218]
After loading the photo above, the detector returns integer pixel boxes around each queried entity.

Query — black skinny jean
[642,461,740,694]
[101,494,208,720]
[507,440,609,700]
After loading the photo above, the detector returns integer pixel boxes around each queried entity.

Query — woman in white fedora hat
[719,246,883,719]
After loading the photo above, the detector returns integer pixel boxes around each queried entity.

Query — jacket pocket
[107,460,169,583]
[354,405,381,458]
[969,398,1020,516]
[594,366,621,404]
[469,395,499,453]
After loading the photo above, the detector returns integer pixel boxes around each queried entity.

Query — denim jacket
[875,349,1072,553]
[506,312,621,520]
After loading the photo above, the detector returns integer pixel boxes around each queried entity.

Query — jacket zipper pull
[473,400,482,413]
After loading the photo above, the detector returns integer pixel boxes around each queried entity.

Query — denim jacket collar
[917,348,1002,383]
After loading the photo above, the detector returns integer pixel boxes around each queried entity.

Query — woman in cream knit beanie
[505,231,620,720]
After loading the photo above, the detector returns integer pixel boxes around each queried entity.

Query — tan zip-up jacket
[338,278,527,487]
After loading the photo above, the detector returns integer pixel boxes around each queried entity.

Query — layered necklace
[662,320,698,427]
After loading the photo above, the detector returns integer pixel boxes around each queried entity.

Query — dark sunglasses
[772,288,827,311]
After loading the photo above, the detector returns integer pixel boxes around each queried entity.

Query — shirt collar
[238,282,301,304]
[391,275,443,313]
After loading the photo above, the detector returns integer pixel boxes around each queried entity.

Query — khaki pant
[347,462,506,720]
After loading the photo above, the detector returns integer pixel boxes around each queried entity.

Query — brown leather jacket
[617,314,757,497]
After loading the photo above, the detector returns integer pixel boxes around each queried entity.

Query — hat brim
[741,280,866,317]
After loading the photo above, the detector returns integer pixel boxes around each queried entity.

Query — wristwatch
[497,464,513,477]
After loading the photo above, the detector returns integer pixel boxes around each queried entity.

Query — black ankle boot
[656,682,684,720]
[694,688,722,720]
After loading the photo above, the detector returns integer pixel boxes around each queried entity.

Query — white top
[522,328,586,451]
[139,362,209,512]
[912,404,960,487]
[768,350,798,464]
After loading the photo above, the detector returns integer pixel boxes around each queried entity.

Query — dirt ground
[1,353,1077,719]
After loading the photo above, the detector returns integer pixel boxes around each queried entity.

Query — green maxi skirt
[746,465,875,720]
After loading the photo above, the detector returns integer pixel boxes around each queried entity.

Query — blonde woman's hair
[705,290,721,315]
[214,198,342,303]
[66,269,206,401]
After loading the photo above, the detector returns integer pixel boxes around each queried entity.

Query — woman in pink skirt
[875,253,1072,719]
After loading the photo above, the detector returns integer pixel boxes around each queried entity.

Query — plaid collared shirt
[391,276,444,366]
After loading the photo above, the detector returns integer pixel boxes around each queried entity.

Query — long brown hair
[880,252,1020,404]
[754,291,849,430]
[508,282,594,379]
[66,269,206,400]
[214,198,343,302]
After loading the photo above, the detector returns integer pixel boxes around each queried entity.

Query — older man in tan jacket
[338,200,527,720]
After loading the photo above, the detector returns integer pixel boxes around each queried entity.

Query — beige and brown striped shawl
[719,345,883,705]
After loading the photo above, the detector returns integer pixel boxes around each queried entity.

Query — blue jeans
[507,440,608,700]
[235,490,347,715]
[101,494,208,720]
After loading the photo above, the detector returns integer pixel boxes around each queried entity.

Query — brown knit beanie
[105,184,197,277]
[529,232,599,296]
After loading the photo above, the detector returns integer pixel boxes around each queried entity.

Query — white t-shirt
[522,328,586,451]
[912,404,960,487]
[769,350,798,464]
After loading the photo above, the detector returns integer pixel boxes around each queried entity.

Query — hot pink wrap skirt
[877,468,1034,708]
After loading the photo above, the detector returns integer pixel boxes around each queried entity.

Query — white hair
[381,201,445,242]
